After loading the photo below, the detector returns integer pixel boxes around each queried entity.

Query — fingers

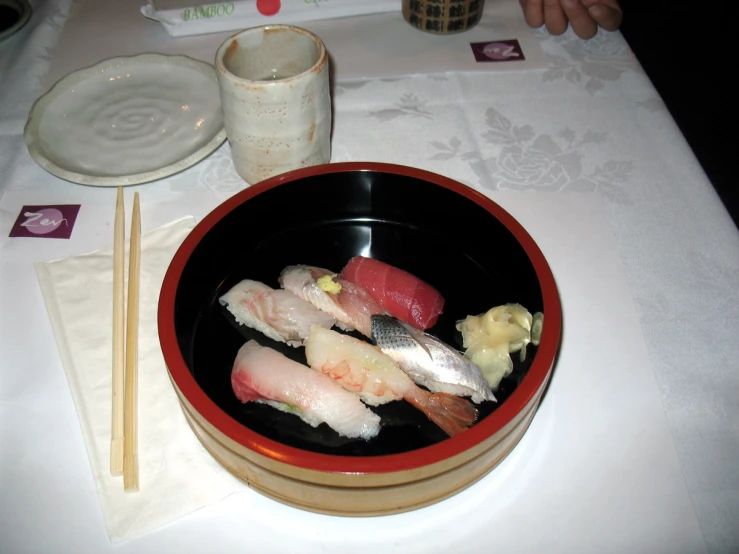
[521,0,545,29]
[521,0,623,38]
[582,0,623,31]
[543,0,568,35]
[561,0,598,39]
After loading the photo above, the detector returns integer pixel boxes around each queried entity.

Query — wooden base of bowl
[175,376,547,516]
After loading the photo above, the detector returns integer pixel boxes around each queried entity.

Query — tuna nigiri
[304,326,477,437]
[339,256,444,330]
[231,340,381,439]
[371,314,496,404]
[278,265,385,338]
[219,279,336,347]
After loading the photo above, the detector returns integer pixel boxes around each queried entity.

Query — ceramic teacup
[402,0,485,34]
[215,25,331,184]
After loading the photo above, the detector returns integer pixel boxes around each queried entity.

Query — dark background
[617,1,736,228]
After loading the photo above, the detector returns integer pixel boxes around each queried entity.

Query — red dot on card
[256,0,281,16]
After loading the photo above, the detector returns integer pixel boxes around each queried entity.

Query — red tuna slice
[340,256,445,330]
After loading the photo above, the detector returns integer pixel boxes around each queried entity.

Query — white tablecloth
[1,1,737,553]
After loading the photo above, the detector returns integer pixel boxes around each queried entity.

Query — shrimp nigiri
[278,265,385,338]
[219,279,336,347]
[231,340,380,439]
[304,326,477,437]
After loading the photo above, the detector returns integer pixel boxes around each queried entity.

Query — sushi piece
[219,279,336,347]
[231,340,381,440]
[371,315,496,404]
[339,256,444,330]
[278,265,385,338]
[304,326,477,437]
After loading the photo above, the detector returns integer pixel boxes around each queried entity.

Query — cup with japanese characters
[402,0,485,34]
[215,25,332,184]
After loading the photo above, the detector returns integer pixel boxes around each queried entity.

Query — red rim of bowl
[158,162,562,475]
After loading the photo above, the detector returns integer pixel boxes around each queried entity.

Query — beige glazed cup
[215,25,331,184]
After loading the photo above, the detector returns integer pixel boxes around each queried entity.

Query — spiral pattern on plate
[27,55,225,183]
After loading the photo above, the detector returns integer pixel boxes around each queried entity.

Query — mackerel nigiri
[219,279,336,347]
[371,315,496,404]
[339,256,444,330]
[304,326,478,437]
[231,340,381,440]
[278,265,385,338]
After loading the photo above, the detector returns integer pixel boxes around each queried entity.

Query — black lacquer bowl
[158,162,561,515]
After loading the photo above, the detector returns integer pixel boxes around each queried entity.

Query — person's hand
[521,0,623,39]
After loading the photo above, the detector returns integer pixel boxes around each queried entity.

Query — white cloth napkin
[141,0,399,37]
[35,216,244,543]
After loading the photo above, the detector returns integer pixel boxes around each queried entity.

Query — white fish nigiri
[279,265,385,337]
[231,340,380,440]
[219,279,336,347]
[304,326,477,437]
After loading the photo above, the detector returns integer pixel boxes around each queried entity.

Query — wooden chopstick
[110,187,125,476]
[123,192,141,492]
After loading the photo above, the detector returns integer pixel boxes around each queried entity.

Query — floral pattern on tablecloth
[166,144,246,193]
[538,28,637,94]
[368,93,434,121]
[428,107,633,203]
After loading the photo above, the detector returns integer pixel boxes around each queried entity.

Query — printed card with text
[470,40,525,63]
[9,205,81,239]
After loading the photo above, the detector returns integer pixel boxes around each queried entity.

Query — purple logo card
[8,205,81,239]
[471,40,525,63]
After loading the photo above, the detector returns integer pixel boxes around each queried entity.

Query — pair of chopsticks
[110,187,141,492]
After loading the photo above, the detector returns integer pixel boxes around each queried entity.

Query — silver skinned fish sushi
[371,314,496,404]
[231,340,380,440]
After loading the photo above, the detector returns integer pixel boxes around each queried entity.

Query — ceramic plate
[0,0,32,42]
[158,163,562,516]
[24,54,226,186]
